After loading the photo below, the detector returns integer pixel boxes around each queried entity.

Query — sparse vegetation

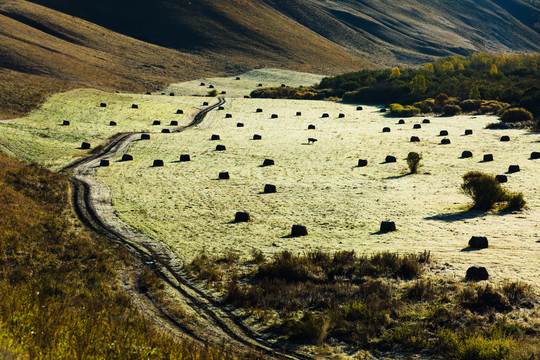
[407,152,422,173]
[461,171,526,210]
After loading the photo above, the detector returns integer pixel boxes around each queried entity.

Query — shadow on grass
[460,247,483,252]
[425,209,488,222]
[384,173,413,180]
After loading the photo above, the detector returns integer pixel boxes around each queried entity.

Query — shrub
[413,100,433,113]
[407,152,422,173]
[460,99,482,112]
[503,191,526,210]
[501,108,533,123]
[461,171,506,210]
[284,312,327,344]
[389,103,421,117]
[443,104,462,116]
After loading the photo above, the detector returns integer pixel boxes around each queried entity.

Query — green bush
[460,99,482,112]
[407,152,422,173]
[503,191,526,210]
[443,104,462,116]
[413,100,434,113]
[501,107,533,123]
[207,89,218,97]
[461,171,506,210]
[389,103,421,117]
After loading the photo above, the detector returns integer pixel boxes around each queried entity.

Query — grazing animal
[308,138,318,144]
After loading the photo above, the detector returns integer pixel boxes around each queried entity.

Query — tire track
[62,98,310,360]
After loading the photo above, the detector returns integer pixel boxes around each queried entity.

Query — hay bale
[99,159,110,167]
[180,154,191,162]
[413,124,422,129]
[321,113,329,118]
[410,136,420,142]
[216,145,226,151]
[382,127,391,133]
[281,84,286,87]
[170,120,178,126]
[271,114,278,119]
[385,155,396,163]
[483,154,493,162]
[466,266,489,281]
[170,92,175,96]
[308,138,317,144]
[100,103,107,107]
[152,120,161,125]
[153,160,164,167]
[358,159,368,167]
[356,106,363,111]
[291,224,308,237]
[211,134,220,140]
[141,134,150,140]
[200,82,205,86]
[81,142,91,149]
[132,104,138,109]
[531,152,540,159]
[161,93,165,95]
[465,129,473,135]
[308,124,316,130]
[495,175,508,183]
[461,151,473,158]
[176,109,183,114]
[422,119,430,124]
[225,114,232,118]
[235,212,250,222]
[219,172,230,179]
[237,123,244,127]
[209,85,214,89]
[380,108,387,113]
[244,96,250,99]
[441,138,451,145]
[264,184,277,193]
[398,119,405,124]
[439,130,449,136]
[218,106,225,110]
[236,76,241,80]
[500,135,510,142]
[161,129,171,133]
[121,154,133,161]
[62,120,70,126]
[508,165,520,173]
[146,92,151,95]
[221,91,227,94]
[203,101,209,106]
[109,121,117,126]
[256,108,263,113]
[258,83,263,87]
[253,134,262,140]
[262,159,274,167]
[338,113,345,118]
[296,111,302,116]
[469,236,488,249]
[380,221,396,233]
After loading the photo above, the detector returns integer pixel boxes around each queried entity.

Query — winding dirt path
[61,98,310,360]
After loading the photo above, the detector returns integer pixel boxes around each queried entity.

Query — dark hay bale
[466,266,489,281]
[225,114,232,118]
[258,83,263,87]
[531,152,540,159]
[121,154,133,161]
[99,159,110,167]
[308,124,316,130]
[180,154,191,162]
[356,106,363,111]
[382,127,391,133]
[152,120,161,125]
[413,124,421,129]
[176,109,184,114]
[422,119,430,124]
[80,142,91,149]
[271,114,278,119]
[385,155,396,163]
[321,113,329,118]
[441,138,451,145]
[439,130,449,136]
[483,154,493,162]
[209,85,214,89]
[296,111,302,116]
[253,134,262,140]
[500,136,510,142]
[200,82,205,86]
[216,145,226,151]
[465,129,473,135]
[211,134,220,140]
[161,93,165,95]
[338,113,345,118]
[141,133,150,140]
[146,92,151,95]
[221,91,226,94]
[62,120,70,126]
[262,159,274,167]
[170,120,178,126]
[244,95,250,99]
[256,108,263,113]
[358,159,368,167]
[203,101,209,106]
[380,221,396,233]
[100,103,107,107]
[153,160,164,167]
[161,129,171,133]
[308,138,317,144]
[236,76,240,80]
[235,212,250,222]
[132,104,138,109]
[264,184,277,193]
[398,119,405,124]
[281,84,286,87]
[495,175,508,183]
[380,108,387,113]
[410,136,420,142]
[469,236,489,249]
[237,123,244,127]
[219,172,230,179]
[218,106,225,110]
[109,121,117,126]
[508,165,520,173]
[461,151,473,158]
[170,92,175,96]
[291,224,308,237]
